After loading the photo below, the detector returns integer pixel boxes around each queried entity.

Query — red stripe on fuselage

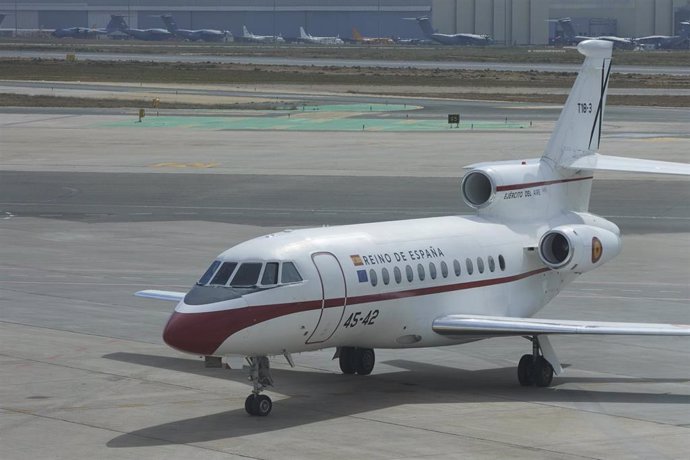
[163,267,550,355]
[496,176,593,192]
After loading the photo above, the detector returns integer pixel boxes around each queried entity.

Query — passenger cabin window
[198,260,221,285]
[454,259,461,276]
[382,267,390,285]
[499,255,506,271]
[210,262,237,285]
[394,266,402,284]
[231,263,262,287]
[440,261,448,278]
[477,257,485,274]
[369,269,378,287]
[281,262,302,283]
[466,258,474,275]
[429,262,437,280]
[261,262,279,285]
[488,256,496,272]
[417,263,425,281]
[406,265,414,282]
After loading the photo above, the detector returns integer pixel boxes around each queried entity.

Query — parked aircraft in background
[137,40,690,417]
[51,15,121,38]
[636,21,690,49]
[241,25,284,43]
[298,26,343,45]
[407,16,493,45]
[160,14,230,42]
[350,27,394,45]
[110,14,172,41]
[552,17,635,50]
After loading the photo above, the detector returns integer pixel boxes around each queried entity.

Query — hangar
[1,0,689,44]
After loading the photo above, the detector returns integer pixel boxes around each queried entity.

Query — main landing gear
[517,336,555,387]
[245,356,273,416]
[338,346,375,375]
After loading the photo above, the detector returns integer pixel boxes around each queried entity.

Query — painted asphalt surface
[1,101,689,459]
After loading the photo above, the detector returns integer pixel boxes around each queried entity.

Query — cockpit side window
[230,263,263,287]
[261,262,279,285]
[209,262,237,285]
[197,260,221,285]
[281,262,302,283]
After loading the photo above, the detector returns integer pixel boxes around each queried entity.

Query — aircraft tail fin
[160,14,177,32]
[556,17,577,40]
[415,17,435,37]
[243,25,250,37]
[352,27,363,41]
[680,21,690,39]
[541,40,612,170]
[109,15,128,32]
[299,26,309,39]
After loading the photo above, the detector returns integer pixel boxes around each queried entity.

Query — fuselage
[163,213,587,357]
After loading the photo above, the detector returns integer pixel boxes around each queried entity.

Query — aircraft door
[306,252,347,344]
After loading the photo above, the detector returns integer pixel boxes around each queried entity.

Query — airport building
[1,0,689,44]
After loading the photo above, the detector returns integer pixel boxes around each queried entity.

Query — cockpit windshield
[209,262,237,285]
[196,260,302,288]
[230,263,262,287]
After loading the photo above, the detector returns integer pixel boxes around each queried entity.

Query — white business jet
[241,25,284,43]
[137,40,690,417]
[299,26,344,45]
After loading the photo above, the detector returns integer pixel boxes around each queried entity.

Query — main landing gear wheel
[516,337,555,387]
[339,347,356,374]
[338,347,375,375]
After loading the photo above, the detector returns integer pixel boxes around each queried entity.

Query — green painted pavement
[100,116,527,132]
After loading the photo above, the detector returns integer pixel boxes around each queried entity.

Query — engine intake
[461,170,495,209]
[538,225,621,273]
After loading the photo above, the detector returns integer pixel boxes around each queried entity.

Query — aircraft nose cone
[163,311,224,355]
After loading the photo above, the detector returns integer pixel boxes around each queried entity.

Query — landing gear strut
[517,336,554,387]
[338,347,375,375]
[245,356,273,416]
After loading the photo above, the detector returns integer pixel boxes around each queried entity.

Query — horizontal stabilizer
[566,154,690,176]
[433,315,690,337]
[135,290,185,302]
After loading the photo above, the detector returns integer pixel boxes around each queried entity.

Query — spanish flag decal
[350,255,364,266]
[592,237,603,263]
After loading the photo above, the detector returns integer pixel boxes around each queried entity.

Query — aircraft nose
[163,311,227,355]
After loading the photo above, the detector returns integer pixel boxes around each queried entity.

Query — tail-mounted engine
[538,225,621,274]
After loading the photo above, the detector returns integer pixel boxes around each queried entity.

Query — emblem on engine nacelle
[591,237,603,263]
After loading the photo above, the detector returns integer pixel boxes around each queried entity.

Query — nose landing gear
[517,336,556,387]
[245,356,273,416]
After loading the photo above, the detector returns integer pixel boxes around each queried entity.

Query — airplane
[137,39,690,417]
[636,21,690,49]
[51,16,121,39]
[109,14,173,41]
[407,16,493,46]
[241,25,284,43]
[350,27,395,45]
[298,26,343,45]
[552,17,635,50]
[159,14,231,42]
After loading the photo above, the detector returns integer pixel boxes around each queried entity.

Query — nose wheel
[517,336,554,387]
[245,356,274,416]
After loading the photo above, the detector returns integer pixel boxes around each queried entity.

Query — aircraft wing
[135,290,186,302]
[433,315,690,337]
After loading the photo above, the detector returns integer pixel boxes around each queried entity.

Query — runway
[2,49,690,75]
[1,99,689,459]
